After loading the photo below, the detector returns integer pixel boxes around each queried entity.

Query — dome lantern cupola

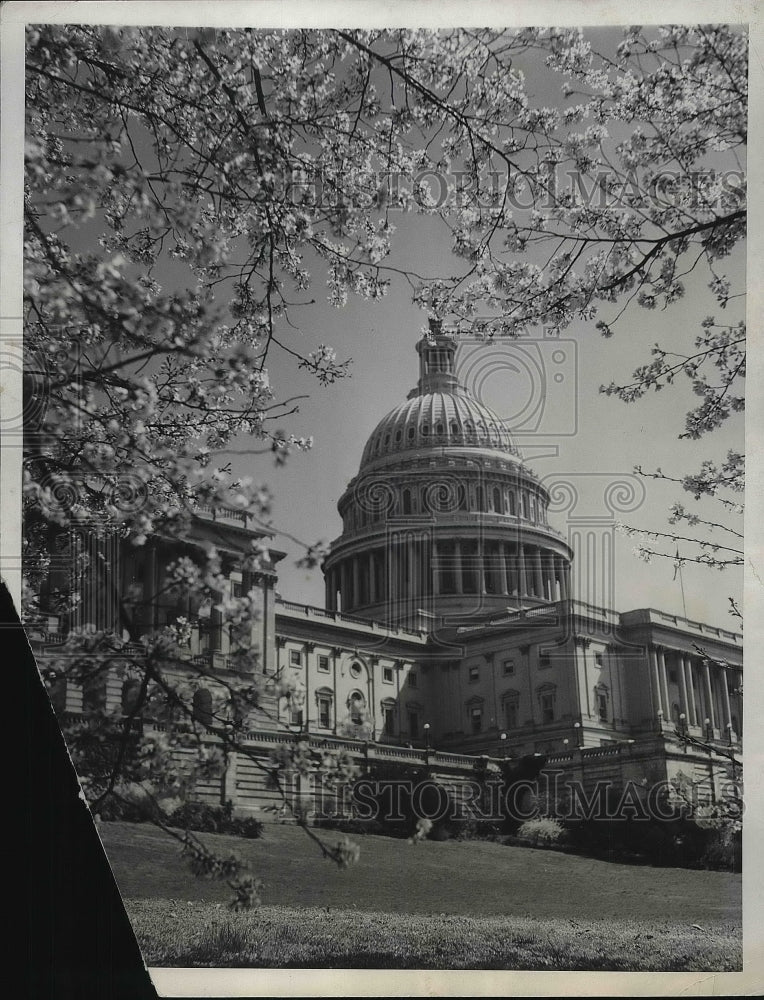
[414,319,458,395]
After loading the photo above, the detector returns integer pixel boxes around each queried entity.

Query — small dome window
[450,421,459,434]
[395,429,402,443]
[384,434,391,447]
[422,424,429,436]
[407,426,415,440]
[436,422,444,434]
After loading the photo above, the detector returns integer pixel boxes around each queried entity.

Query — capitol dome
[323,322,573,626]
[360,389,522,470]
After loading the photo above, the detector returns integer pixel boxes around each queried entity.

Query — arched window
[121,678,142,715]
[381,698,396,736]
[537,683,557,724]
[595,683,609,722]
[47,676,67,715]
[502,689,520,730]
[466,696,484,734]
[347,690,366,724]
[476,485,485,511]
[83,675,107,713]
[507,491,515,516]
[492,486,503,513]
[402,488,412,515]
[192,687,213,726]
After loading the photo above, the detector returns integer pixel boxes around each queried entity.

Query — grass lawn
[126,899,742,970]
[98,821,741,970]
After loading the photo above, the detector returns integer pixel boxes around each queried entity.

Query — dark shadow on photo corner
[5,578,158,1000]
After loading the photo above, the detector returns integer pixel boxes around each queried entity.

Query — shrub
[311,815,386,836]
[698,826,741,872]
[516,816,567,847]
[93,794,149,824]
[168,800,264,839]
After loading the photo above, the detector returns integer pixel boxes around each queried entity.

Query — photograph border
[2,2,762,996]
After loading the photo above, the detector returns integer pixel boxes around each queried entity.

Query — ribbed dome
[360,388,522,468]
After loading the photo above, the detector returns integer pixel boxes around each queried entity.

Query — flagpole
[678,560,687,618]
[673,547,688,618]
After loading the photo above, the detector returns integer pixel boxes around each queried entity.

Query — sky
[198,27,747,632]
[16,20,746,632]
[232,210,744,629]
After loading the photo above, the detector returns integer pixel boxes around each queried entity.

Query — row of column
[345,483,546,529]
[327,539,570,612]
[648,645,741,737]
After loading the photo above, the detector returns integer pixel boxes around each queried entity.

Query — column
[533,548,543,599]
[478,538,487,594]
[352,556,360,607]
[677,651,690,721]
[331,647,341,733]
[685,655,698,727]
[407,536,416,602]
[369,552,377,605]
[303,642,314,733]
[703,659,717,730]
[518,544,527,598]
[505,544,517,596]
[648,646,662,723]
[657,646,670,720]
[454,540,463,594]
[545,556,555,601]
[432,541,440,596]
[558,557,569,601]
[721,666,733,732]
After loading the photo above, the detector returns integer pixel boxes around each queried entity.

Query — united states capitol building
[32,323,743,813]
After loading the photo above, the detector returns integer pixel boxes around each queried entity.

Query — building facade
[30,324,743,815]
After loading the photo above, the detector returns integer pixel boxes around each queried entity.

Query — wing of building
[29,322,743,816]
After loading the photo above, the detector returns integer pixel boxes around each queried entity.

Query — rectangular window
[408,710,419,738]
[539,653,551,668]
[595,651,604,666]
[502,659,515,676]
[469,665,479,683]
[318,697,331,729]
[290,650,301,666]
[317,655,330,672]
[408,671,417,689]
[598,693,608,721]
[669,669,678,683]
[470,706,482,734]
[383,666,394,683]
[289,706,303,727]
[231,581,243,599]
